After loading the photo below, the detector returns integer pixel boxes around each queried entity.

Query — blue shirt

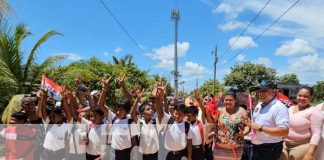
[252,98,289,144]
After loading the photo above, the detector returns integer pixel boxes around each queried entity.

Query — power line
[219,0,272,60]
[98,0,146,54]
[223,0,301,66]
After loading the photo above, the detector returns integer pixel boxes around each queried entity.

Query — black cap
[256,80,277,90]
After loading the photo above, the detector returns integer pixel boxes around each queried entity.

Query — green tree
[196,79,224,97]
[0,20,61,111]
[0,20,61,93]
[224,62,276,92]
[45,56,152,106]
[277,73,299,84]
[313,81,324,102]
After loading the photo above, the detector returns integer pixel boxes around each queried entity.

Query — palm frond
[0,0,13,18]
[0,59,17,83]
[112,56,119,65]
[1,94,25,124]
[0,31,24,83]
[23,30,62,82]
[30,55,66,83]
[14,24,31,48]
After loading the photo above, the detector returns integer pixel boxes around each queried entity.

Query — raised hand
[40,86,49,98]
[117,74,126,86]
[86,84,91,96]
[135,87,144,99]
[75,77,82,86]
[194,89,201,101]
[102,76,112,89]
[60,86,68,99]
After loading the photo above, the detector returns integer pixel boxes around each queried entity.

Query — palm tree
[0,19,62,93]
[0,0,12,18]
[112,54,134,67]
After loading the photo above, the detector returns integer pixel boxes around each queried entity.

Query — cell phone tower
[171,9,180,96]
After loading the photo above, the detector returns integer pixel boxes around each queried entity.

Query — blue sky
[8,0,324,92]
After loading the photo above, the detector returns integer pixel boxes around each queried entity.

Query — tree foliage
[277,73,299,84]
[313,81,324,103]
[196,79,224,97]
[224,62,276,92]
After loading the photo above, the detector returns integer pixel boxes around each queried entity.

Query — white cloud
[146,42,190,69]
[103,52,109,57]
[228,36,257,49]
[154,59,174,69]
[286,54,324,84]
[254,57,272,66]
[219,20,245,31]
[275,39,316,56]
[114,47,123,53]
[182,61,207,77]
[213,2,242,19]
[235,54,245,62]
[239,0,324,49]
[290,54,324,73]
[55,53,83,61]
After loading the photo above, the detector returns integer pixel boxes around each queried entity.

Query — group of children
[1,76,223,160]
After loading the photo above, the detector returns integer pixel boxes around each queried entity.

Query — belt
[192,145,201,149]
[169,150,183,155]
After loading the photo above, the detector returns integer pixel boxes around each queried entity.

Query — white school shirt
[190,120,203,146]
[43,118,69,151]
[157,112,194,151]
[110,118,138,150]
[86,118,109,156]
[252,98,289,145]
[68,119,88,154]
[138,118,160,154]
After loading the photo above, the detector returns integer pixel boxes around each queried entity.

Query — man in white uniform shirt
[243,80,289,160]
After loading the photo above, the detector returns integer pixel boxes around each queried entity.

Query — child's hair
[175,103,187,114]
[138,100,152,114]
[186,105,198,116]
[115,99,131,113]
[52,106,63,115]
[12,112,28,123]
[91,107,104,117]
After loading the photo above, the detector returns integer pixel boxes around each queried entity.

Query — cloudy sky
[8,0,324,92]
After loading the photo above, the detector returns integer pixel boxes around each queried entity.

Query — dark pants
[143,152,158,160]
[165,149,186,160]
[115,147,132,160]
[192,146,205,160]
[251,141,283,160]
[241,140,253,160]
[42,148,65,160]
[86,153,100,160]
[204,143,213,160]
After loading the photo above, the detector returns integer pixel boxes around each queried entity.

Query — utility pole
[171,9,180,96]
[213,46,218,95]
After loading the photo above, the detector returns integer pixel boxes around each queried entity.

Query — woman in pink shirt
[280,86,324,160]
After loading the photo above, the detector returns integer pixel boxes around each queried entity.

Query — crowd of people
[0,76,323,160]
